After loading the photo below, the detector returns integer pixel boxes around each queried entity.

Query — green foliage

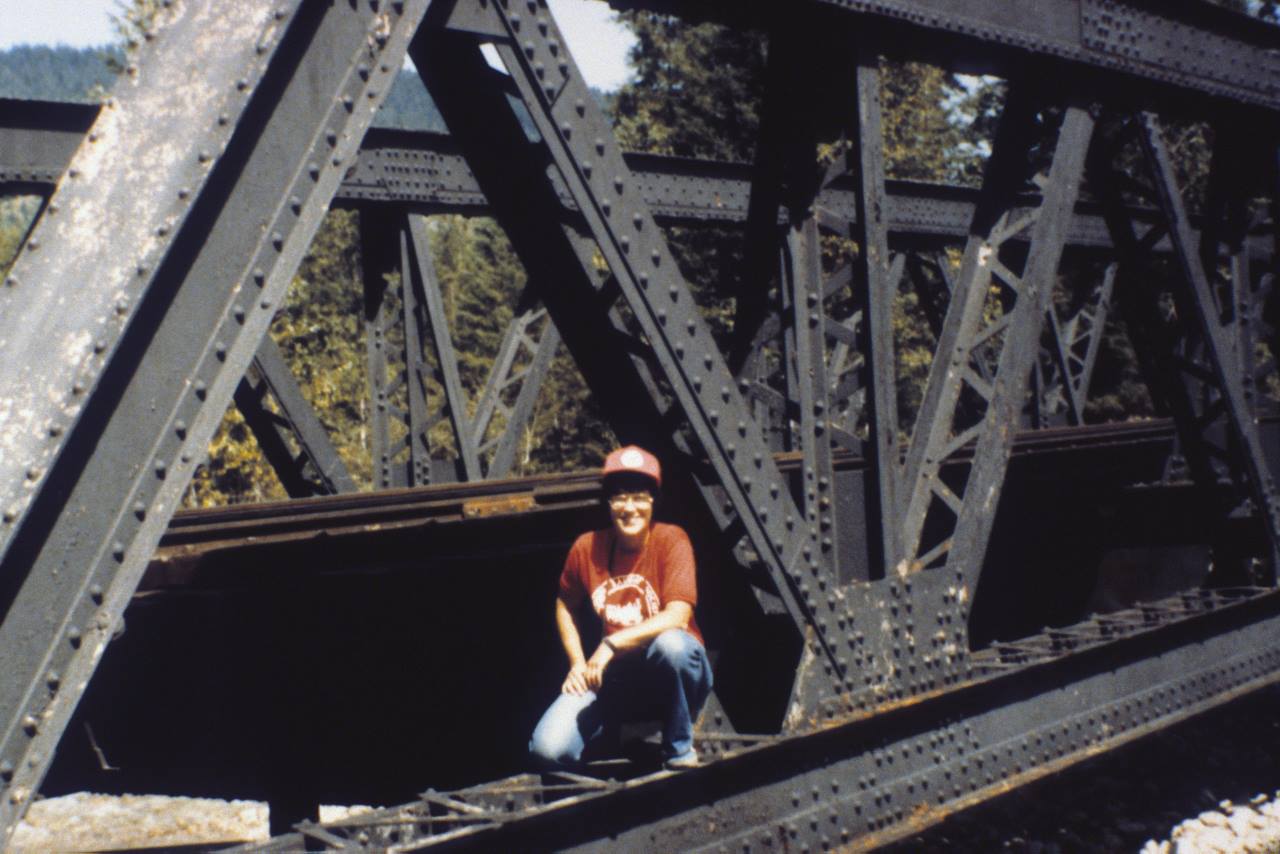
[882,63,972,182]
[610,15,971,437]
[612,14,766,162]
[22,1,1260,506]
[0,197,41,275]
[427,216,615,474]
[0,45,118,101]
[184,210,370,506]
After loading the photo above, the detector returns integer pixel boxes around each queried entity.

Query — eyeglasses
[608,492,653,509]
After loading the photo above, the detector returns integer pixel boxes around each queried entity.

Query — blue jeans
[529,629,712,766]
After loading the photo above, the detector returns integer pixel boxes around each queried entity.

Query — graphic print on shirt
[591,573,662,631]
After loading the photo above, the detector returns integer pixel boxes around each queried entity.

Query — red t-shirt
[559,522,703,646]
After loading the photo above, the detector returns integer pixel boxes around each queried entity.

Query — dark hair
[602,471,659,498]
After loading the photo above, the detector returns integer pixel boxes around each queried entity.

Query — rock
[1228,809,1259,835]
[1200,827,1239,849]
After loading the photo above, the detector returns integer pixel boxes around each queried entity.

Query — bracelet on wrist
[603,637,619,654]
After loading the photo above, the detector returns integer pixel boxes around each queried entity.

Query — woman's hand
[561,661,590,695]
[584,642,615,690]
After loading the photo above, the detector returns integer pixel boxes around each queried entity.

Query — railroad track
[106,416,1264,852]
[233,584,1280,851]
[150,416,1189,567]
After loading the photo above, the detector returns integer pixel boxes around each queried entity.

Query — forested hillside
[2,3,1275,506]
[0,44,118,101]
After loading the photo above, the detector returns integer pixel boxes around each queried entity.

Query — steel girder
[418,0,885,714]
[363,207,470,488]
[244,588,1280,852]
[607,0,1280,114]
[899,92,1095,582]
[1028,262,1117,428]
[905,251,1117,429]
[7,101,1271,253]
[0,0,1278,850]
[0,0,432,840]
[1087,113,1280,579]
[848,52,903,575]
[235,337,357,497]
[0,99,91,193]
[731,34,902,590]
[470,305,560,479]
[359,206,558,486]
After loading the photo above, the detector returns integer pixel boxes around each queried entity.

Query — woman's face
[608,490,653,542]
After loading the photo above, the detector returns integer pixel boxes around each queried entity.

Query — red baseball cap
[602,445,662,490]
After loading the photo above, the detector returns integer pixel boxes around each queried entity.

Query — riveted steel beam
[899,91,1095,582]
[1031,262,1116,427]
[607,0,1280,115]
[235,337,357,497]
[406,214,482,480]
[5,103,1269,255]
[939,106,1095,589]
[1088,112,1280,580]
[0,99,91,191]
[848,49,901,574]
[0,0,432,841]
[399,220,438,486]
[472,306,560,478]
[418,0,858,708]
[245,589,1280,852]
[361,206,405,489]
[784,218,840,582]
[363,207,484,488]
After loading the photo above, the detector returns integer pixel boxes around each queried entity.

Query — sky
[0,0,637,90]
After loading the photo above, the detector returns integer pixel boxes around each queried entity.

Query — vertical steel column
[361,207,403,489]
[729,15,791,376]
[850,50,901,574]
[783,217,839,580]
[758,26,842,587]
[397,223,436,486]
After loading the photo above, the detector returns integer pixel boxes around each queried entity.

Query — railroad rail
[118,416,1272,850]
[240,586,1280,851]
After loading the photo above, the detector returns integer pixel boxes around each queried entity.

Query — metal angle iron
[0,0,434,841]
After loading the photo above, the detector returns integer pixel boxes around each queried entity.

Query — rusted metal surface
[233,586,1280,851]
[3,0,1279,850]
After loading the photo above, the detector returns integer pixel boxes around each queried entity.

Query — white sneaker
[664,749,699,770]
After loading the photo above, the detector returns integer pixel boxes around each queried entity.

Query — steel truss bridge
[1,0,1279,849]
